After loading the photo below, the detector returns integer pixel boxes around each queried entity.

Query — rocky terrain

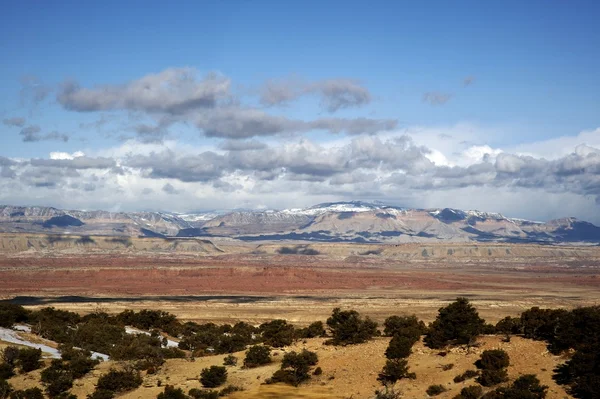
[2,201,600,244]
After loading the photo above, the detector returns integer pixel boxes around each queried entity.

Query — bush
[200,366,227,388]
[0,304,29,328]
[553,343,600,399]
[313,366,323,375]
[9,387,45,399]
[0,364,14,380]
[96,368,142,393]
[424,297,485,349]
[426,384,447,396]
[441,363,454,371]
[326,308,378,345]
[297,321,326,338]
[267,349,318,386]
[259,319,296,348]
[475,350,510,370]
[86,390,115,399]
[219,385,243,396]
[41,359,74,398]
[1,347,19,367]
[188,389,219,399]
[385,335,415,360]
[453,369,479,383]
[483,374,548,399]
[377,359,415,385]
[0,379,11,399]
[17,348,42,373]
[477,369,508,387]
[223,355,237,366]
[374,386,402,399]
[452,385,483,399]
[157,385,187,399]
[383,315,426,340]
[243,345,271,368]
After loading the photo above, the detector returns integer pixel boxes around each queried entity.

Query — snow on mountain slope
[0,202,598,244]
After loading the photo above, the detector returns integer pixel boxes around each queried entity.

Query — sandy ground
[5,335,571,399]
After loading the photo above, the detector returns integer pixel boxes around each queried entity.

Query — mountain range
[1,201,599,244]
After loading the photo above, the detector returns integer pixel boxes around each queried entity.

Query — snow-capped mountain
[0,202,599,244]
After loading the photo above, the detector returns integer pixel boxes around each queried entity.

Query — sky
[1,1,600,222]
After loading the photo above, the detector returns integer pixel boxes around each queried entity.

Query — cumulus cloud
[58,68,230,113]
[422,92,452,105]
[29,156,116,169]
[19,125,69,142]
[195,107,397,138]
[219,139,268,151]
[3,117,26,127]
[260,77,371,112]
[57,68,395,140]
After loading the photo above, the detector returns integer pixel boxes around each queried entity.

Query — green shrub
[219,385,243,396]
[243,345,271,368]
[17,348,42,373]
[0,304,29,328]
[259,319,295,348]
[1,347,19,367]
[297,321,326,338]
[157,385,187,399]
[0,364,14,380]
[383,315,426,340]
[326,308,378,345]
[96,368,142,393]
[188,389,219,399]
[377,359,415,385]
[385,335,415,359]
[223,355,237,366]
[453,369,478,382]
[483,374,548,399]
[0,379,12,399]
[475,349,509,371]
[477,368,508,387]
[9,387,45,399]
[313,366,323,375]
[200,366,227,388]
[426,384,447,396]
[424,297,485,349]
[553,343,600,399]
[86,390,115,399]
[267,350,318,386]
[452,385,483,399]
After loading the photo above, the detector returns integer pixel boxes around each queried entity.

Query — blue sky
[1,1,600,221]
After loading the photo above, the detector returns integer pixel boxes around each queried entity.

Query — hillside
[1,202,599,244]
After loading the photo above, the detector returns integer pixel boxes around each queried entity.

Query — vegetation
[95,368,142,394]
[383,315,426,340]
[243,345,271,368]
[482,374,547,399]
[453,369,479,383]
[157,385,188,399]
[223,355,237,366]
[424,297,485,349]
[385,335,415,359]
[452,385,483,399]
[296,321,326,338]
[325,308,378,345]
[426,384,447,396]
[377,359,416,385]
[553,343,600,399]
[266,349,318,386]
[259,319,295,347]
[16,349,42,373]
[9,387,44,399]
[0,304,29,328]
[200,366,227,388]
[475,350,510,387]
